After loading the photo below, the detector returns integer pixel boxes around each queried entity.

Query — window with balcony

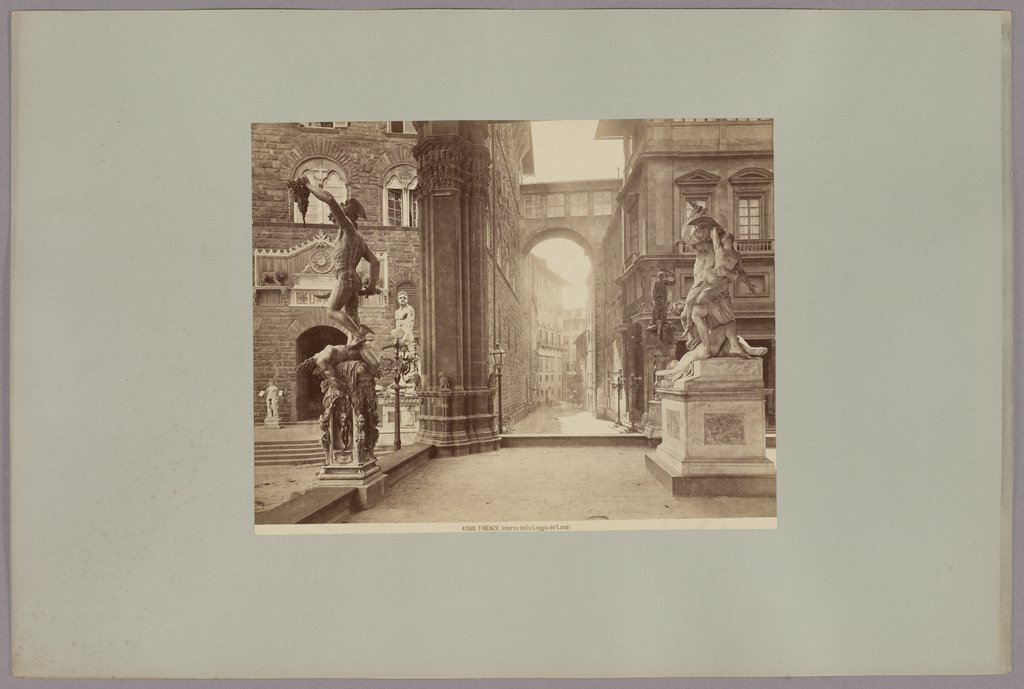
[737,197,762,239]
[729,167,773,240]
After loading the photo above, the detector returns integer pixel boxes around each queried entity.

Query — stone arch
[281,137,356,173]
[522,227,598,419]
[286,310,338,340]
[370,143,417,181]
[521,227,596,263]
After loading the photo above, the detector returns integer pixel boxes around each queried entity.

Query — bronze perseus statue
[299,177,380,346]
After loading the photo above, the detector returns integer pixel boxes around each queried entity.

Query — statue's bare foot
[359,325,376,341]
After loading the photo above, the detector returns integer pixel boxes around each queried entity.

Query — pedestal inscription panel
[704,413,744,444]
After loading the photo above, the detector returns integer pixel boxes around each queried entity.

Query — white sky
[525,120,622,309]
[526,120,622,183]
[530,240,590,309]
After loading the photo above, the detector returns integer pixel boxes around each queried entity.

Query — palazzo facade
[251,121,533,439]
[593,118,777,431]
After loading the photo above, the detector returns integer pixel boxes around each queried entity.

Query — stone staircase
[254,439,324,466]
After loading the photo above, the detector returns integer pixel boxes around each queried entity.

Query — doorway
[295,326,348,421]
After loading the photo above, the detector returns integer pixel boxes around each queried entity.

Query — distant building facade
[525,255,569,404]
[520,177,619,411]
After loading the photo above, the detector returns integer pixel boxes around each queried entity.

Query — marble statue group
[659,204,767,386]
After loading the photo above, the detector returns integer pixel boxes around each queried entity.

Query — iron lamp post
[627,374,643,432]
[489,343,506,434]
[611,370,624,427]
[385,329,416,451]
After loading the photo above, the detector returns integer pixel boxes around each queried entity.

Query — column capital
[412,132,490,196]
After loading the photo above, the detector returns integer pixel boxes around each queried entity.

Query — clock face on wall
[308,248,335,274]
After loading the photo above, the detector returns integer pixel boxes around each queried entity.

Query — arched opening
[513,231,610,435]
[294,325,348,421]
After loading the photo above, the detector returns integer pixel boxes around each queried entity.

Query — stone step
[499,434,649,448]
[255,445,321,454]
[255,457,324,467]
[255,450,324,461]
[256,440,319,446]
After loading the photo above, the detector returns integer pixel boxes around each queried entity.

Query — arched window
[293,158,348,224]
[382,164,419,227]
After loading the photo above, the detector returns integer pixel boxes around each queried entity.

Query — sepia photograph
[252,118,777,530]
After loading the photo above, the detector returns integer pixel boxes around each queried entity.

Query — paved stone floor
[346,445,777,523]
[512,404,624,435]
[254,465,320,514]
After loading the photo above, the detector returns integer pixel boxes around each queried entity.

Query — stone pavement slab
[346,445,776,524]
[512,406,623,435]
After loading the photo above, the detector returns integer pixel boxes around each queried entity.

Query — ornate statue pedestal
[646,358,776,497]
[312,358,387,509]
[316,457,387,509]
[263,416,281,429]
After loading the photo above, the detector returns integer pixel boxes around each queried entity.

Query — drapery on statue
[296,343,382,465]
[645,270,676,342]
[297,177,380,346]
[660,204,766,385]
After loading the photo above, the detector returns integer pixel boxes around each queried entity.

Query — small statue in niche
[394,291,416,344]
[645,270,676,343]
[439,372,451,392]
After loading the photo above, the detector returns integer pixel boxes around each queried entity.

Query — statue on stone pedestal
[393,290,420,384]
[662,206,766,386]
[259,382,283,420]
[394,291,416,343]
[298,177,380,346]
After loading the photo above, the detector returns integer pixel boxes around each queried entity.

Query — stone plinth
[646,357,776,497]
[415,388,499,457]
[643,397,662,444]
[263,416,281,429]
[317,455,387,509]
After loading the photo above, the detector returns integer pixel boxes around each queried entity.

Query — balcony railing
[679,238,773,254]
